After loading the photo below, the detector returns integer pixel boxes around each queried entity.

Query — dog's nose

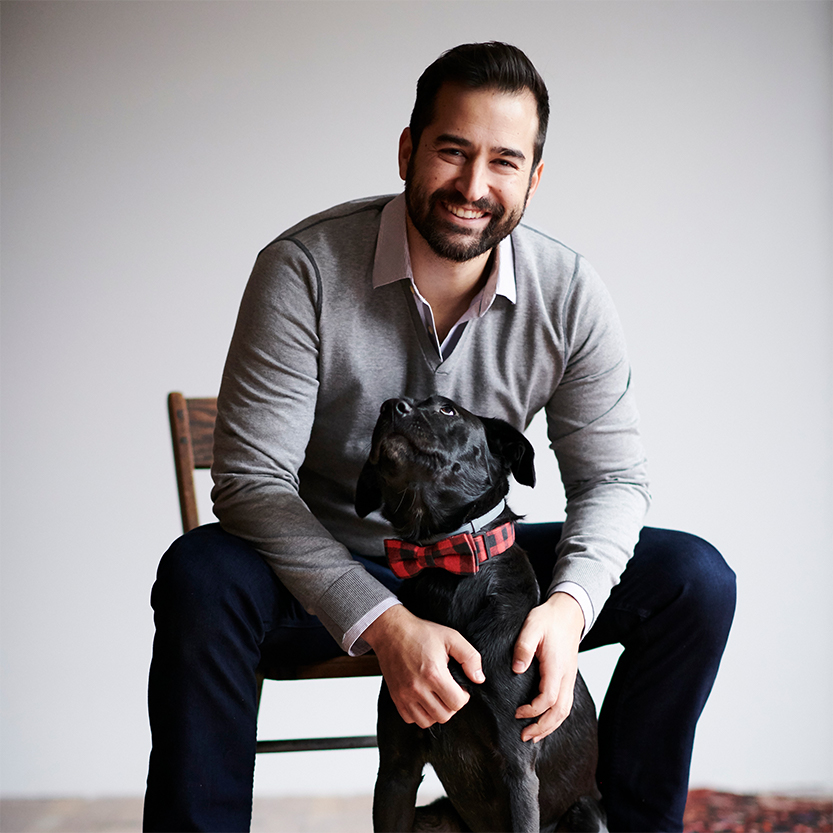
[381,398,413,418]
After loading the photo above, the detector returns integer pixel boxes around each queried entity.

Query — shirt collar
[372,193,516,305]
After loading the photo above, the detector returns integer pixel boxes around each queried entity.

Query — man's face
[400,83,543,263]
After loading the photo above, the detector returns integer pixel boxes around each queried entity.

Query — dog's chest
[399,550,540,662]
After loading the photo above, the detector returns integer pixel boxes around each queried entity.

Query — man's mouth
[444,202,488,221]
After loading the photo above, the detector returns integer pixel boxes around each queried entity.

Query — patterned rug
[684,789,833,832]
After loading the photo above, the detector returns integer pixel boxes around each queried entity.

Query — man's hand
[362,604,485,728]
[512,591,585,743]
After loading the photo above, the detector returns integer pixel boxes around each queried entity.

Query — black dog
[355,395,606,833]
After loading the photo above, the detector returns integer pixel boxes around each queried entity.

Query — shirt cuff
[343,597,403,656]
[546,580,593,641]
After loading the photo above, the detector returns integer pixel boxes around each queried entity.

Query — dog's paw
[413,797,468,832]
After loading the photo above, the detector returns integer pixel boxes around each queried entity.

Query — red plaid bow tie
[384,521,516,579]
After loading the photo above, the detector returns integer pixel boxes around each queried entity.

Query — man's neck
[405,215,494,343]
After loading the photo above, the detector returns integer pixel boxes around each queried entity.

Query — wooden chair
[167,392,381,753]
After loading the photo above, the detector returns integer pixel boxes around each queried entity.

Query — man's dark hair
[409,42,550,169]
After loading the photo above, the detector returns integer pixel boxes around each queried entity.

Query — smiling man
[144,43,735,833]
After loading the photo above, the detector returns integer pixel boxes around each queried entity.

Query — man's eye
[439,405,457,416]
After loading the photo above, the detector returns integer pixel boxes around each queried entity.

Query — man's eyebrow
[493,145,527,162]
[434,133,527,162]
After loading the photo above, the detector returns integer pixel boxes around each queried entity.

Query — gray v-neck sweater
[212,195,650,651]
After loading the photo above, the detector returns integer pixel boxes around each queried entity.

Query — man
[144,42,735,832]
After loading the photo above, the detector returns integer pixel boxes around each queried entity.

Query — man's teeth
[446,204,486,220]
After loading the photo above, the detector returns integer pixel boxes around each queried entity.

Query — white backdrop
[2,0,831,799]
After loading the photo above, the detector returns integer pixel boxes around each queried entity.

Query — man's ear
[355,461,383,518]
[480,417,536,488]
[398,127,413,182]
[525,160,544,207]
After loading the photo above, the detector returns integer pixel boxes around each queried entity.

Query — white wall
[2,0,831,799]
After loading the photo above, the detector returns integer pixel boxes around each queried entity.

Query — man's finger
[520,698,573,743]
[426,665,470,715]
[514,671,559,719]
[518,678,575,742]
[398,669,462,726]
[514,640,559,719]
[512,628,540,674]
[406,701,436,729]
[447,630,485,685]
[515,694,551,720]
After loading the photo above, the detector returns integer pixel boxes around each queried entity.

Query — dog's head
[355,395,535,542]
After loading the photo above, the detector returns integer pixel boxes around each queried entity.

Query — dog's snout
[382,398,413,418]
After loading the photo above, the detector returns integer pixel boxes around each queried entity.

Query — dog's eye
[439,405,457,416]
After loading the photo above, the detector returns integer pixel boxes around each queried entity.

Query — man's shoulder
[511,220,588,288]
[513,220,581,262]
[510,222,613,314]
[252,195,395,289]
[276,194,396,242]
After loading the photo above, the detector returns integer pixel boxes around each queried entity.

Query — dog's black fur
[355,395,606,833]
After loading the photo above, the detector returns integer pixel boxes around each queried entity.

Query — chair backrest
[168,392,218,533]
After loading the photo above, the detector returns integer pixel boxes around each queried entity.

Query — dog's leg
[373,682,428,832]
[488,710,541,833]
[505,762,541,833]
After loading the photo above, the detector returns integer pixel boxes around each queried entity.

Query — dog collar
[439,499,508,539]
[384,511,515,579]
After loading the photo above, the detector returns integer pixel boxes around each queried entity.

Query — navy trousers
[143,523,735,832]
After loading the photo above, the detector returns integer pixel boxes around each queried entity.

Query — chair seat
[262,653,381,681]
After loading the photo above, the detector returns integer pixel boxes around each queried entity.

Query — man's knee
[152,524,271,623]
[647,528,737,640]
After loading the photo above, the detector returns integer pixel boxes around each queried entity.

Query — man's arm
[512,255,650,740]
[211,239,396,650]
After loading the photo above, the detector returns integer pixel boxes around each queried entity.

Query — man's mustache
[430,189,506,220]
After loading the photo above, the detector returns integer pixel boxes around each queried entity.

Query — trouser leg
[516,523,736,833]
[142,524,345,832]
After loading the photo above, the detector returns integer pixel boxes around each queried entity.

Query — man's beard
[404,164,529,263]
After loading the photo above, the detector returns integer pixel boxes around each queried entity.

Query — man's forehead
[423,83,538,157]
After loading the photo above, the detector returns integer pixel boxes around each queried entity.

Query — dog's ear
[355,460,383,517]
[481,417,536,488]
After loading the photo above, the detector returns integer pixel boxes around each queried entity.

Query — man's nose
[455,159,489,204]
